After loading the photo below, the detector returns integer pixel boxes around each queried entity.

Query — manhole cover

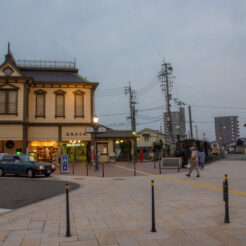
[74,178,84,180]
[113,178,125,180]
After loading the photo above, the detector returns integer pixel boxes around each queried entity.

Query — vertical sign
[61,154,69,173]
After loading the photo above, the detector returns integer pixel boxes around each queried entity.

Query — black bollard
[73,163,75,175]
[151,180,157,232]
[65,184,71,237]
[102,162,104,177]
[154,160,156,169]
[159,160,161,174]
[86,162,88,176]
[223,174,230,223]
[134,161,136,176]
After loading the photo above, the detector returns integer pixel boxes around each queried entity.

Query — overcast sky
[1,0,246,141]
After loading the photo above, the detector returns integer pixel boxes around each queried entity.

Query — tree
[152,140,163,151]
[152,140,163,160]
[236,138,244,146]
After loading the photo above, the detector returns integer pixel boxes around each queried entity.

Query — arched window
[73,90,85,117]
[35,89,46,118]
[54,90,66,117]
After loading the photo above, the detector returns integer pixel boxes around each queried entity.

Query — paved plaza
[0,160,246,245]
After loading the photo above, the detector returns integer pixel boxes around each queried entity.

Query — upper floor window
[54,90,66,117]
[35,89,46,118]
[73,90,85,117]
[0,89,18,115]
[142,133,150,142]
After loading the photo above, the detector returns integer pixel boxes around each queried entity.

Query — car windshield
[20,155,31,162]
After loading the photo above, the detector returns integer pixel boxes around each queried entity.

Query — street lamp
[93,115,99,171]
[93,115,99,124]
[86,115,106,171]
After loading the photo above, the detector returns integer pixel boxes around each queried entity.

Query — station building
[0,44,98,162]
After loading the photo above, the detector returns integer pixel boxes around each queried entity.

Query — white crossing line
[0,208,11,214]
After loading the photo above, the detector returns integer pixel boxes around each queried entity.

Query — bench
[161,158,181,172]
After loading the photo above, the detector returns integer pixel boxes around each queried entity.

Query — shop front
[29,141,58,163]
[61,141,89,162]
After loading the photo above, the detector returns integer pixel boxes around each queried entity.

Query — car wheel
[0,168,4,177]
[27,169,34,178]
[45,172,51,177]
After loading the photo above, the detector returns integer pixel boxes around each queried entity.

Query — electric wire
[130,0,162,58]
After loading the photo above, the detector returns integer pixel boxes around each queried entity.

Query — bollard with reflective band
[134,162,136,176]
[151,180,157,232]
[223,174,230,223]
[86,162,88,176]
[159,161,161,174]
[65,184,71,237]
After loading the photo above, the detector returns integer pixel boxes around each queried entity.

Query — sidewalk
[54,161,185,177]
[1,160,246,245]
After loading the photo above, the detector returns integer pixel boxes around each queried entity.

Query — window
[97,143,108,155]
[0,90,18,114]
[73,90,85,117]
[54,90,66,117]
[142,133,150,142]
[35,89,46,118]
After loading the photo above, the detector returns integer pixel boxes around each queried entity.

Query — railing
[16,59,76,69]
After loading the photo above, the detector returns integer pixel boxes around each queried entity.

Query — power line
[135,77,159,96]
[100,113,129,117]
[191,104,246,110]
[137,117,164,125]
[130,0,162,58]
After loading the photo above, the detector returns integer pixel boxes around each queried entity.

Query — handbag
[186,162,191,168]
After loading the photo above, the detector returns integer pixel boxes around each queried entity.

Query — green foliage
[236,138,244,146]
[152,140,163,151]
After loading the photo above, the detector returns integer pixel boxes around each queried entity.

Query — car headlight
[52,164,56,169]
[37,166,44,170]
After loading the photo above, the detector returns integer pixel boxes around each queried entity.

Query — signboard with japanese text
[61,154,68,173]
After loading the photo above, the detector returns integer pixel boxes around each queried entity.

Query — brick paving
[0,160,246,245]
[54,161,186,177]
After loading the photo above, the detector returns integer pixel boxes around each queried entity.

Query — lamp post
[86,116,106,172]
[93,116,99,171]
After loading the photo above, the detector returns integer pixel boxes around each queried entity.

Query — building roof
[96,130,134,139]
[0,43,98,87]
[20,70,88,83]
[138,128,165,136]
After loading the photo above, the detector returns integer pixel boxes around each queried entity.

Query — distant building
[137,128,168,152]
[164,107,186,142]
[214,116,239,145]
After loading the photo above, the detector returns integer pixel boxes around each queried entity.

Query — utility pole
[195,125,198,139]
[219,124,225,157]
[174,99,186,141]
[125,82,137,162]
[158,61,174,144]
[188,105,193,139]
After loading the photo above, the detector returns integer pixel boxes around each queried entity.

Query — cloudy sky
[1,0,246,140]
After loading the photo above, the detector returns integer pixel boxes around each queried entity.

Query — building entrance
[61,142,88,162]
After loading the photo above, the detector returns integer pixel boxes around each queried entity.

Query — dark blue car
[0,154,56,178]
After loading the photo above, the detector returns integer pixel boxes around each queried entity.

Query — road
[0,176,80,210]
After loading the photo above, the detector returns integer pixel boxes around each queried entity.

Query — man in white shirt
[186,147,200,177]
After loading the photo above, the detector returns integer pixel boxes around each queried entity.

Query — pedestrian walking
[186,147,200,177]
[198,149,205,170]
